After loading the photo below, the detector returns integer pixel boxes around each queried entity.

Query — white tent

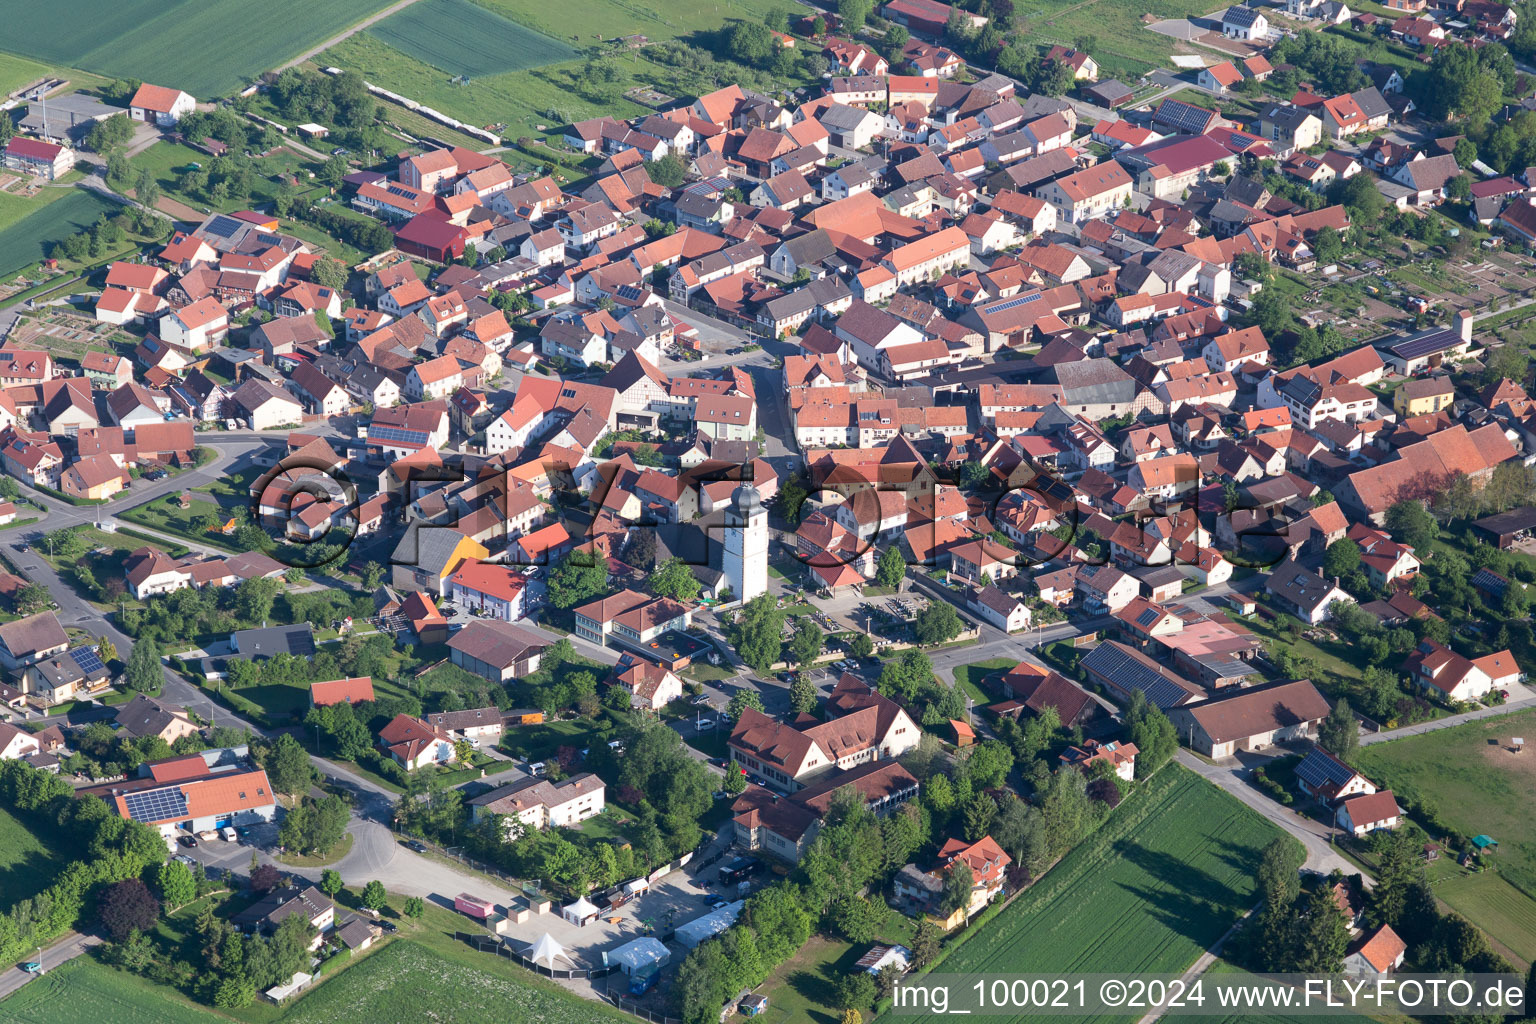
[561,895,602,926]
[525,932,574,968]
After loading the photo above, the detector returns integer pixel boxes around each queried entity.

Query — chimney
[1456,309,1474,345]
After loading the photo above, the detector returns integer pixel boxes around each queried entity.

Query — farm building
[1168,680,1332,758]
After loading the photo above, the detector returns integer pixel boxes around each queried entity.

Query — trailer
[454,893,495,920]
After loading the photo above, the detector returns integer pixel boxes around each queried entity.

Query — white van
[219,827,238,842]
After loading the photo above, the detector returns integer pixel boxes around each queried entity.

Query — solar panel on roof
[1136,608,1160,627]
[986,292,1043,315]
[1295,748,1355,789]
[1388,329,1458,360]
[1154,101,1216,134]
[70,647,105,675]
[123,786,189,823]
[203,215,243,238]
[370,425,430,446]
[1082,643,1191,709]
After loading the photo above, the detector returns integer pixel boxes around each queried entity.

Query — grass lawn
[901,766,1290,1024]
[0,804,67,906]
[118,493,242,552]
[0,52,72,96]
[278,932,633,1024]
[951,657,1015,705]
[276,830,356,868]
[499,713,623,763]
[1022,0,1222,79]
[759,914,914,1024]
[1357,708,1536,897]
[1235,609,1372,702]
[0,900,629,1024]
[1431,866,1536,966]
[685,660,734,682]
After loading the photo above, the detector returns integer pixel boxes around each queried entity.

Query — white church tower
[723,483,767,603]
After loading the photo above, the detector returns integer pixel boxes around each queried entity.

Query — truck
[718,857,762,886]
[454,893,495,920]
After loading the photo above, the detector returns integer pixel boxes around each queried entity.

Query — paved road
[1177,749,1360,877]
[0,932,100,999]
[1361,691,1536,746]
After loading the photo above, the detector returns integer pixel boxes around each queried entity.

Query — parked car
[706,894,729,908]
[406,840,428,854]
[179,834,198,848]
[219,826,238,842]
[379,920,397,933]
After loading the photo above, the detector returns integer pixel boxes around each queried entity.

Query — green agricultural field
[0,0,396,98]
[0,957,219,1024]
[0,188,122,278]
[369,0,576,79]
[1162,961,1379,1024]
[319,31,650,143]
[0,804,67,906]
[320,0,804,145]
[902,767,1289,1024]
[478,0,801,45]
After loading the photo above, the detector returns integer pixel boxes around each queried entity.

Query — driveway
[1177,750,1362,877]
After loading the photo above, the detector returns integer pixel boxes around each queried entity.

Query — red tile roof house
[3,136,75,180]
[377,713,457,770]
[1344,923,1407,976]
[1335,789,1402,836]
[129,83,195,125]
[893,835,1011,927]
[105,764,276,839]
[606,653,685,710]
[309,676,376,707]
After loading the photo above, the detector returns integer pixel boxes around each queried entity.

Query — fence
[453,930,618,981]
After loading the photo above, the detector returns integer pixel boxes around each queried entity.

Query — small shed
[855,943,912,975]
[604,936,671,976]
[297,122,330,139]
[1472,834,1499,851]
[740,993,769,1017]
[264,971,313,1003]
[562,895,602,926]
[950,719,975,747]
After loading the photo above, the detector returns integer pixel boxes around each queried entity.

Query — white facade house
[469,773,606,834]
